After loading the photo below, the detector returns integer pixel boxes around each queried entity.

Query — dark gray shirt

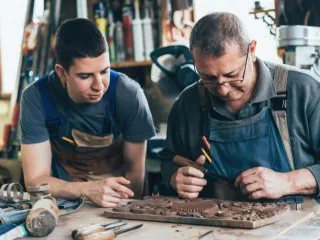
[160,58,320,196]
[20,71,156,144]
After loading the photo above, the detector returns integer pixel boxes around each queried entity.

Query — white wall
[193,0,282,63]
[0,0,28,94]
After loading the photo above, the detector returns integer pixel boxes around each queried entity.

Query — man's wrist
[285,169,318,195]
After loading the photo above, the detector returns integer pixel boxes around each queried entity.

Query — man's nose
[216,83,231,97]
[92,75,103,91]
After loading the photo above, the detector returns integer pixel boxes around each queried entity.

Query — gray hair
[190,12,250,57]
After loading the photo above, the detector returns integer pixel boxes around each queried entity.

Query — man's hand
[84,177,134,207]
[170,155,207,199]
[235,167,290,200]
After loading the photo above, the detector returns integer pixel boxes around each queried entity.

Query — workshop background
[0,0,320,194]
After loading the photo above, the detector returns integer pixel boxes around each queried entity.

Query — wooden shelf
[111,60,153,69]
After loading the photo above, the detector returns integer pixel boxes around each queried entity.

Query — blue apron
[206,106,292,180]
[36,70,121,182]
[200,105,302,203]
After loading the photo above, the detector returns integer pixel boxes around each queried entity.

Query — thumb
[195,155,206,165]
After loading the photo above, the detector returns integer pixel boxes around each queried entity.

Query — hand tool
[202,136,210,150]
[173,155,207,174]
[25,196,59,237]
[78,223,143,240]
[191,230,213,240]
[62,136,75,145]
[72,220,126,239]
[173,155,228,181]
[0,182,24,203]
[26,184,59,237]
[201,148,212,163]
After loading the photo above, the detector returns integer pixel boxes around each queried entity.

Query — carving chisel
[173,155,208,174]
[72,220,126,239]
[78,224,143,240]
[173,155,228,181]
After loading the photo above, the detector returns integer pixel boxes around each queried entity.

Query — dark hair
[54,18,107,71]
[190,12,250,57]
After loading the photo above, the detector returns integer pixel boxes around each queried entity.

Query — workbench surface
[23,200,320,240]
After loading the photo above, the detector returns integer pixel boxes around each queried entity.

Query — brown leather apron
[51,128,125,182]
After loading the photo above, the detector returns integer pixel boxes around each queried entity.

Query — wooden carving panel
[104,197,290,229]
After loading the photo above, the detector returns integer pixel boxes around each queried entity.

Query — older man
[160,12,320,211]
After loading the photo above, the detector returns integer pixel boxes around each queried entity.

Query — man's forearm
[286,168,318,195]
[28,175,88,199]
[125,167,145,198]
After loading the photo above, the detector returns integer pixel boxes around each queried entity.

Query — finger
[95,195,121,208]
[242,182,262,195]
[102,195,122,204]
[248,190,266,200]
[235,167,257,187]
[98,201,118,208]
[183,177,207,187]
[113,177,131,185]
[102,186,122,198]
[119,192,129,199]
[178,191,199,199]
[195,155,206,165]
[109,182,134,197]
[180,185,203,193]
[181,166,204,178]
[239,174,257,190]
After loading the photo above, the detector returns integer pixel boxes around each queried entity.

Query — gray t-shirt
[20,71,156,144]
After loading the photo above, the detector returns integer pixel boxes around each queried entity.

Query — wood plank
[23,200,317,240]
[110,60,152,69]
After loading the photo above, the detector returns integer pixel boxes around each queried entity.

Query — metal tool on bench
[72,220,126,239]
[78,224,143,240]
[0,183,24,203]
[191,230,213,240]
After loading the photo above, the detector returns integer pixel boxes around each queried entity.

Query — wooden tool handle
[80,230,116,240]
[173,155,206,173]
[75,226,105,240]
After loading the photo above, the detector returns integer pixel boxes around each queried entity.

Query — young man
[20,18,156,207]
[160,12,320,211]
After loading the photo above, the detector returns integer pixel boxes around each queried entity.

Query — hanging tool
[72,220,126,239]
[78,224,143,240]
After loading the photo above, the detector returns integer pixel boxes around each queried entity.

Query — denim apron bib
[205,105,292,181]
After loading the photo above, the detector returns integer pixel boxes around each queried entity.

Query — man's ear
[55,64,67,82]
[250,40,257,62]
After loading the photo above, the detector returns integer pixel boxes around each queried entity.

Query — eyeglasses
[195,43,250,87]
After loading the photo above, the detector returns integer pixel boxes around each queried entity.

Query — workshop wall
[194,0,282,64]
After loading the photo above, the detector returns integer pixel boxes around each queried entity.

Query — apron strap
[272,64,295,170]
[37,75,67,139]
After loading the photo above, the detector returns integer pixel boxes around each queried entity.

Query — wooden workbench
[23,200,320,240]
